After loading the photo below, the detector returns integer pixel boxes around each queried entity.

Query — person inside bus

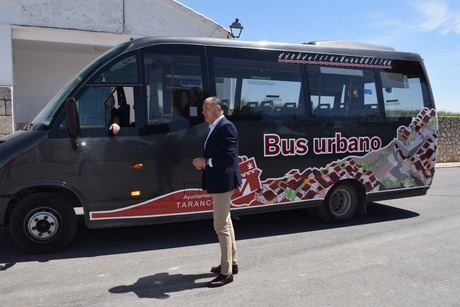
[105,94,121,136]
[115,87,131,127]
[180,87,203,124]
[192,96,242,287]
[347,86,363,117]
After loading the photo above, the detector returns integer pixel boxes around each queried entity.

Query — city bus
[0,37,437,252]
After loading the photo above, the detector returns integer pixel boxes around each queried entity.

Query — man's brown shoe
[210,264,239,275]
[208,274,233,287]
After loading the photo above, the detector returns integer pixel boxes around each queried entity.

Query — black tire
[315,182,358,223]
[8,192,77,253]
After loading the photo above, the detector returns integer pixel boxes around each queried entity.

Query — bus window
[215,76,237,116]
[92,53,139,84]
[212,56,305,120]
[307,66,381,119]
[78,86,111,128]
[73,52,141,136]
[75,86,138,131]
[380,71,424,118]
[143,53,204,128]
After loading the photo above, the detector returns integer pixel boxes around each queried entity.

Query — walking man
[192,96,242,287]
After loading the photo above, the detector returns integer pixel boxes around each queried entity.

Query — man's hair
[208,96,224,111]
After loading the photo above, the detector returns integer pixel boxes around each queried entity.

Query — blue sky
[180,0,460,112]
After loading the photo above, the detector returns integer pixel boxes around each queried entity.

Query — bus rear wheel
[9,192,77,253]
[316,182,357,223]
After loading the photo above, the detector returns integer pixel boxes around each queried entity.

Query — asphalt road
[0,168,459,307]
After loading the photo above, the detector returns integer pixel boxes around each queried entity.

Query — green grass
[437,111,460,117]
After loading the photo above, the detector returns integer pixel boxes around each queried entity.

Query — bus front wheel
[316,182,358,223]
[9,192,77,253]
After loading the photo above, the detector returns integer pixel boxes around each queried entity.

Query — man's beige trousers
[211,190,237,276]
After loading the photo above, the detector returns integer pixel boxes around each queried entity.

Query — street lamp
[229,18,243,39]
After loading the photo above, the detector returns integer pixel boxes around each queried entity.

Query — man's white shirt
[204,114,225,168]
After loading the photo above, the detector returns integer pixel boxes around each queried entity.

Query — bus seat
[259,100,273,116]
[240,101,258,116]
[314,103,331,117]
[283,102,297,108]
[280,102,297,116]
[260,100,273,108]
[248,101,258,109]
[361,104,379,117]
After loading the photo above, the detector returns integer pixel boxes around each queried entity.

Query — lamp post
[229,18,243,39]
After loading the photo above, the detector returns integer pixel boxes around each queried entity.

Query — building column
[0,24,14,137]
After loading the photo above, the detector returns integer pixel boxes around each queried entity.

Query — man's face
[202,99,221,124]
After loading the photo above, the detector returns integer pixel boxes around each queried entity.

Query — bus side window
[380,69,426,118]
[307,66,380,119]
[212,55,305,121]
[143,52,204,131]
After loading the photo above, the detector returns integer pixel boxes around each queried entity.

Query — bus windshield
[28,41,133,130]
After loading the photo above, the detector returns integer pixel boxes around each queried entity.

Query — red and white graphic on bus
[90,108,438,221]
[231,156,262,206]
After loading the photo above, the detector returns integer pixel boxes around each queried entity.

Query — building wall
[13,42,105,127]
[0,0,228,37]
[437,117,460,163]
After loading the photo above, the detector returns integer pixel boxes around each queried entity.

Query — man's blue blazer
[202,117,242,194]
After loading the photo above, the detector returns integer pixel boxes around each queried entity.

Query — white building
[0,0,230,135]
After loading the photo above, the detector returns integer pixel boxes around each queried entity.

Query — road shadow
[0,262,15,271]
[0,202,419,266]
[109,272,215,299]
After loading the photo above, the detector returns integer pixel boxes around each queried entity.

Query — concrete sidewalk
[436,162,460,168]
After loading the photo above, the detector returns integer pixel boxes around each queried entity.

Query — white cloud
[416,1,460,34]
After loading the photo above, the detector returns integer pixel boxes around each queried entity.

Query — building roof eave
[169,0,231,37]
[11,25,131,47]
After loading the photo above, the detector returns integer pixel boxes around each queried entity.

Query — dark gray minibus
[0,37,437,252]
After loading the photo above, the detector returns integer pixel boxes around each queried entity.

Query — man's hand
[109,123,121,135]
[192,157,207,170]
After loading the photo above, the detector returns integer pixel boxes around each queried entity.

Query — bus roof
[126,37,423,62]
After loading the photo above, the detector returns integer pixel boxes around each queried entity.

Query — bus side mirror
[64,98,79,151]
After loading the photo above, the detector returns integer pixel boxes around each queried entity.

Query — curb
[436,163,460,168]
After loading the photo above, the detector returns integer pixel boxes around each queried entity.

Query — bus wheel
[9,192,77,253]
[316,182,357,223]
